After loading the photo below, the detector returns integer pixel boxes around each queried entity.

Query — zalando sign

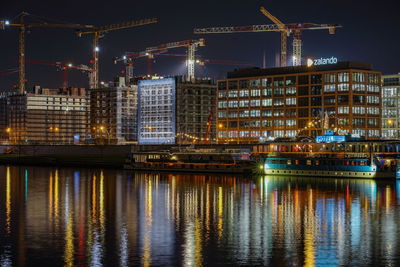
[307,57,338,67]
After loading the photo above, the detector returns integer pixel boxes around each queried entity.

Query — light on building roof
[95,46,100,52]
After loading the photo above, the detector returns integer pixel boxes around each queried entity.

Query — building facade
[216,62,381,144]
[7,88,89,144]
[90,84,138,144]
[381,74,400,139]
[176,78,216,144]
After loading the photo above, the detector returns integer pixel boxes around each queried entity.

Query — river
[0,165,399,266]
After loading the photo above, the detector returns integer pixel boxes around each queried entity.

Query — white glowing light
[95,46,100,52]
[5,20,10,25]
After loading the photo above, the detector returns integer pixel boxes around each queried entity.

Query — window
[298,97,309,107]
[311,86,322,95]
[352,129,366,136]
[298,75,309,85]
[286,130,296,137]
[286,76,296,85]
[262,109,272,117]
[367,85,379,93]
[218,101,227,109]
[338,72,349,82]
[367,96,379,104]
[311,74,322,84]
[286,87,296,95]
[239,80,249,89]
[250,79,260,88]
[368,129,379,137]
[239,110,249,117]
[286,109,296,117]
[274,120,284,127]
[274,130,284,137]
[352,84,365,92]
[228,111,237,118]
[299,86,309,96]
[353,95,364,104]
[382,88,396,97]
[338,106,349,114]
[338,95,348,104]
[251,131,260,137]
[286,119,296,127]
[324,96,335,105]
[250,100,260,107]
[274,109,284,117]
[250,89,260,97]
[228,90,238,98]
[352,72,365,83]
[383,99,395,107]
[274,87,284,96]
[352,118,365,127]
[367,74,379,84]
[311,97,321,106]
[338,118,349,126]
[218,81,227,90]
[218,131,227,138]
[262,120,272,127]
[352,106,365,115]
[239,121,249,128]
[228,131,238,138]
[273,77,284,87]
[367,107,379,115]
[218,111,226,118]
[286,98,296,106]
[228,101,238,108]
[228,81,237,89]
[262,99,272,107]
[324,84,336,93]
[250,110,260,117]
[239,90,249,98]
[324,73,336,83]
[262,88,272,96]
[274,98,284,106]
[262,131,272,137]
[250,120,260,127]
[368,118,379,127]
[338,84,349,92]
[262,78,272,87]
[218,91,226,98]
[298,108,308,117]
[239,131,249,137]
[239,100,249,107]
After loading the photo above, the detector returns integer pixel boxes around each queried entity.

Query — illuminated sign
[316,135,345,143]
[307,56,338,67]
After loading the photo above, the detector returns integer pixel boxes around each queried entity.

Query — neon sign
[307,57,338,67]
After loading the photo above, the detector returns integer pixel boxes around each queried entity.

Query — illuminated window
[228,101,238,108]
[228,111,237,118]
[324,73,336,83]
[262,120,272,127]
[250,120,260,127]
[250,131,260,137]
[262,99,272,107]
[338,106,349,114]
[352,72,365,83]
[286,98,296,106]
[286,87,296,95]
[250,79,260,88]
[274,98,284,106]
[262,109,272,117]
[250,89,261,97]
[239,90,249,98]
[262,78,272,87]
[338,72,349,82]
[218,101,227,109]
[274,130,284,137]
[250,110,260,117]
[218,111,226,118]
[367,96,379,104]
[262,88,272,96]
[239,110,249,118]
[239,100,249,107]
[250,100,260,107]
[352,106,365,115]
[286,119,296,127]
[239,131,249,137]
[337,83,349,91]
[228,90,238,98]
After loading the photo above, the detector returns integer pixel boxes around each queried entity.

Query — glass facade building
[216,62,381,144]
[381,74,400,139]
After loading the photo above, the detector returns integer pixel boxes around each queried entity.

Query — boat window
[295,160,299,165]
[287,160,291,165]
[307,160,312,165]
[315,160,319,166]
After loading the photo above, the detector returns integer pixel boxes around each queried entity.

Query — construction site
[0,6,345,146]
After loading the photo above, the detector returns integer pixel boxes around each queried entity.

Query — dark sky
[0,0,399,89]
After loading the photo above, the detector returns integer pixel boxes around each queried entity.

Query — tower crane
[194,6,341,67]
[76,18,157,89]
[23,59,93,88]
[0,12,94,94]
[114,38,205,82]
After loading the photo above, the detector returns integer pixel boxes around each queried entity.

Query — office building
[7,87,89,144]
[381,74,400,139]
[216,61,381,144]
[90,79,138,144]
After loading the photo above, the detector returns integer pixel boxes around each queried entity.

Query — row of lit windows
[218,129,380,138]
[220,72,380,90]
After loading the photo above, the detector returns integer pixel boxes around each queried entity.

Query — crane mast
[194,7,341,67]
[76,18,158,89]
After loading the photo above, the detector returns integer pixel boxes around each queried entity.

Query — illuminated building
[381,74,400,139]
[0,87,17,143]
[216,61,381,144]
[137,77,216,145]
[90,78,138,144]
[7,87,89,144]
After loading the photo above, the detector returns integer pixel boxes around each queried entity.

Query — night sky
[0,0,399,89]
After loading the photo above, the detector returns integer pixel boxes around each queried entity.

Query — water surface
[0,165,399,266]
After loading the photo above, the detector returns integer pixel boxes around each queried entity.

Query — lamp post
[99,125,111,145]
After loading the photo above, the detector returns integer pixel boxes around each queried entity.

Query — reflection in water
[1,166,400,266]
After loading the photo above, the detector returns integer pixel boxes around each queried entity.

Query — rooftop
[227,61,374,79]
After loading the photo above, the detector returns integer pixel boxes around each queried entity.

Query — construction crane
[194,6,341,67]
[115,38,206,82]
[76,18,157,89]
[23,59,93,88]
[0,12,94,94]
